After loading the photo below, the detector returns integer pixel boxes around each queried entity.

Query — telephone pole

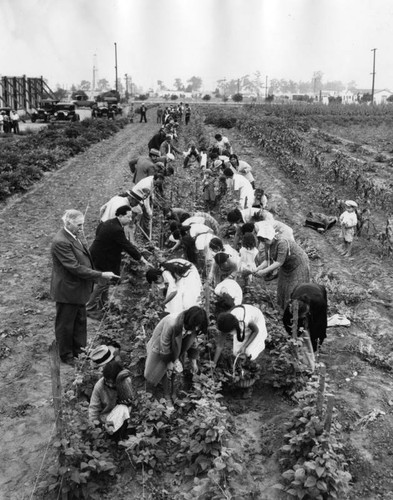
[92,53,97,91]
[124,73,129,100]
[114,42,118,93]
[371,48,377,105]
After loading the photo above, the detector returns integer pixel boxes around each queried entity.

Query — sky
[1,0,393,93]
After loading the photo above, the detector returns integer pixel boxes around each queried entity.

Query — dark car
[53,103,80,121]
[97,106,109,118]
[31,100,58,122]
[110,103,122,115]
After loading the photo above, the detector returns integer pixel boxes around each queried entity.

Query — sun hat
[345,200,358,208]
[256,221,276,240]
[90,345,116,367]
[149,148,160,157]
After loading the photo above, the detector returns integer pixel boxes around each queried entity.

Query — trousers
[55,302,87,359]
[86,279,109,312]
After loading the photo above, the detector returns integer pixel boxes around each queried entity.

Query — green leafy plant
[275,376,352,499]
[38,394,118,499]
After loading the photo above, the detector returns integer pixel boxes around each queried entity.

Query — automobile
[110,103,123,116]
[31,100,58,122]
[53,103,80,121]
[97,106,109,118]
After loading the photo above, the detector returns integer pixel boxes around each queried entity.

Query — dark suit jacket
[90,218,141,275]
[50,228,102,304]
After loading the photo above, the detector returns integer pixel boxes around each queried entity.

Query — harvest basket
[232,353,257,389]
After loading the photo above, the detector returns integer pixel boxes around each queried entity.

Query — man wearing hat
[131,174,165,238]
[148,128,167,151]
[159,134,181,160]
[139,102,147,123]
[90,344,117,367]
[129,149,165,185]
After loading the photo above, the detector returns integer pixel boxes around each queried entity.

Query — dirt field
[1,115,393,499]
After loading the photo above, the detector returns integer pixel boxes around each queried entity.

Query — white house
[373,89,393,104]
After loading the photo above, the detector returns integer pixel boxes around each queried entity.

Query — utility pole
[124,73,129,100]
[237,78,240,94]
[92,53,97,92]
[114,42,118,93]
[265,75,268,99]
[371,48,377,105]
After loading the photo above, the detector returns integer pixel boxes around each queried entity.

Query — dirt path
[0,121,156,500]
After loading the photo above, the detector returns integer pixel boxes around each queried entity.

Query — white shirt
[162,258,202,314]
[231,174,255,209]
[189,223,213,239]
[237,160,254,183]
[100,195,130,222]
[214,278,243,306]
[231,305,267,360]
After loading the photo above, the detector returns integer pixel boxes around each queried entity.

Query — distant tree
[298,80,312,93]
[185,84,193,93]
[222,95,229,102]
[187,76,203,92]
[170,94,179,100]
[174,78,184,91]
[268,78,280,94]
[347,80,358,92]
[116,78,125,94]
[312,71,324,92]
[216,78,228,95]
[53,86,68,101]
[361,93,372,103]
[324,80,345,92]
[265,94,274,102]
[202,94,211,101]
[97,79,110,92]
[387,94,393,103]
[79,80,91,91]
[232,93,243,102]
[70,84,77,92]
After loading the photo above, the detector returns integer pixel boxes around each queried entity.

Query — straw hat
[90,345,115,367]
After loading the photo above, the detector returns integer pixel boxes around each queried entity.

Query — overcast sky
[1,0,393,92]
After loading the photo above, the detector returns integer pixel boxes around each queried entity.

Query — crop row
[0,118,129,202]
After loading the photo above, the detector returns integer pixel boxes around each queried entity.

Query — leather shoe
[87,311,104,321]
[61,356,75,367]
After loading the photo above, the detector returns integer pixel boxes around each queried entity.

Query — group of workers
[51,109,336,440]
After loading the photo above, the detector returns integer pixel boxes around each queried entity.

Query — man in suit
[86,205,150,317]
[50,210,118,366]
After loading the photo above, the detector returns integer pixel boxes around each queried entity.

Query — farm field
[1,105,393,499]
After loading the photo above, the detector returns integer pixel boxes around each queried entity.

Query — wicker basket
[232,353,257,389]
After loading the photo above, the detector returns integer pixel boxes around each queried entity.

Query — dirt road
[0,121,154,500]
